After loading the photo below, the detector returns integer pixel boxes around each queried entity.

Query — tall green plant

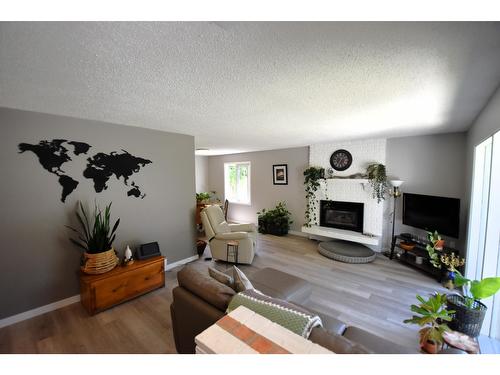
[303,166,325,227]
[453,271,500,309]
[404,293,454,347]
[366,163,388,203]
[66,201,120,254]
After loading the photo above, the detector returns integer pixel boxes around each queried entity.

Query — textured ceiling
[1,22,500,155]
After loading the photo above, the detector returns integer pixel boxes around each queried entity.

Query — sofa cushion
[249,267,312,303]
[233,266,254,292]
[343,326,416,354]
[177,264,236,311]
[208,267,234,287]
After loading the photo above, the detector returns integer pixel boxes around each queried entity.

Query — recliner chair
[200,205,257,264]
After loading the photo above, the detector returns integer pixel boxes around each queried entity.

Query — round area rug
[318,240,376,264]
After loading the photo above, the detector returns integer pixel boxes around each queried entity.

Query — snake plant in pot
[66,201,120,274]
[447,271,500,337]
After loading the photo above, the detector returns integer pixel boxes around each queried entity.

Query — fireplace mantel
[301,225,380,246]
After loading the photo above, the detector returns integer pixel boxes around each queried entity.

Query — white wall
[207,147,309,232]
[195,155,209,193]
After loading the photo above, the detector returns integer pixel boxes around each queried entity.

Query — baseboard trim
[0,294,81,329]
[288,230,310,238]
[0,255,199,329]
[165,255,199,271]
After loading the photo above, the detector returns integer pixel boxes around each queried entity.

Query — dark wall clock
[330,149,352,171]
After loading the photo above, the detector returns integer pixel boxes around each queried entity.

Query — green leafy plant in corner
[426,230,443,269]
[66,201,120,254]
[453,271,500,309]
[404,293,454,349]
[196,192,211,202]
[303,166,325,227]
[257,201,294,236]
[366,163,388,203]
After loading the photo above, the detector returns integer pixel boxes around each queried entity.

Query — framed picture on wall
[273,164,288,185]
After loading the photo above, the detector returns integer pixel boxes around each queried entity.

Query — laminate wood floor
[0,233,490,353]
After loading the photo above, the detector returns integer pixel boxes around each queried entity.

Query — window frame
[224,161,251,205]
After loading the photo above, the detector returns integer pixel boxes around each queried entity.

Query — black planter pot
[446,294,487,338]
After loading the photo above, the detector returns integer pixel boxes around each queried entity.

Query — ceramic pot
[434,239,445,250]
[421,340,441,354]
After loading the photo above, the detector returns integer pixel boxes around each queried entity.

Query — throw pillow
[232,266,254,292]
[208,267,234,287]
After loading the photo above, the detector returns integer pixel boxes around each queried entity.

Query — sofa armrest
[215,232,249,240]
[229,223,256,233]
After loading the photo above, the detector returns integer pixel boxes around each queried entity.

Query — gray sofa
[170,263,418,354]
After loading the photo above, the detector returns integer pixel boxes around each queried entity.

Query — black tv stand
[389,234,460,282]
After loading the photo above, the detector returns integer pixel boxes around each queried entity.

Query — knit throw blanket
[226,289,322,338]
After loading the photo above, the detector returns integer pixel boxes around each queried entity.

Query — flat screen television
[402,193,460,238]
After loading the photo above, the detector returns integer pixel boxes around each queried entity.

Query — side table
[226,240,239,263]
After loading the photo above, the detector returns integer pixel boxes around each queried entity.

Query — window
[224,162,251,205]
[467,130,500,339]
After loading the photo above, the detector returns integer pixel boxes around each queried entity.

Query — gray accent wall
[0,107,196,319]
[207,147,309,232]
[386,133,467,252]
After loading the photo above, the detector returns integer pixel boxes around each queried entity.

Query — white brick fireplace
[302,139,387,249]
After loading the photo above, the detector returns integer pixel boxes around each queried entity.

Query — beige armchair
[200,205,257,264]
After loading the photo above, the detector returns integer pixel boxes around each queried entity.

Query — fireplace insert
[320,200,364,233]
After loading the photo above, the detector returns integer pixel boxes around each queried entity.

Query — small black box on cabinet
[136,242,162,260]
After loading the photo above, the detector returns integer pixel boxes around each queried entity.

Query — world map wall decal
[18,139,152,202]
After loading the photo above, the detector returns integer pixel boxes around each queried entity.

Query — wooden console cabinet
[80,256,165,315]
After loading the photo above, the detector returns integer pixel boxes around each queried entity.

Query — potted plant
[426,230,444,269]
[66,201,120,274]
[447,271,500,337]
[257,201,293,236]
[365,163,388,203]
[404,293,454,354]
[303,166,325,227]
[196,192,211,204]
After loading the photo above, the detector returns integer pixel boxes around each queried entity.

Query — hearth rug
[227,289,322,338]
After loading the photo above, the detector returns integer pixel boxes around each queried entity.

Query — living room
[1,1,500,373]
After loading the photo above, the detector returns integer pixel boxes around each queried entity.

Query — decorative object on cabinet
[136,241,162,260]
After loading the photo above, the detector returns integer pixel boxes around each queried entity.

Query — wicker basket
[81,248,119,275]
[446,294,487,338]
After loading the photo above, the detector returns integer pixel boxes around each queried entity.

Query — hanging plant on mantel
[303,166,325,227]
[366,163,388,203]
